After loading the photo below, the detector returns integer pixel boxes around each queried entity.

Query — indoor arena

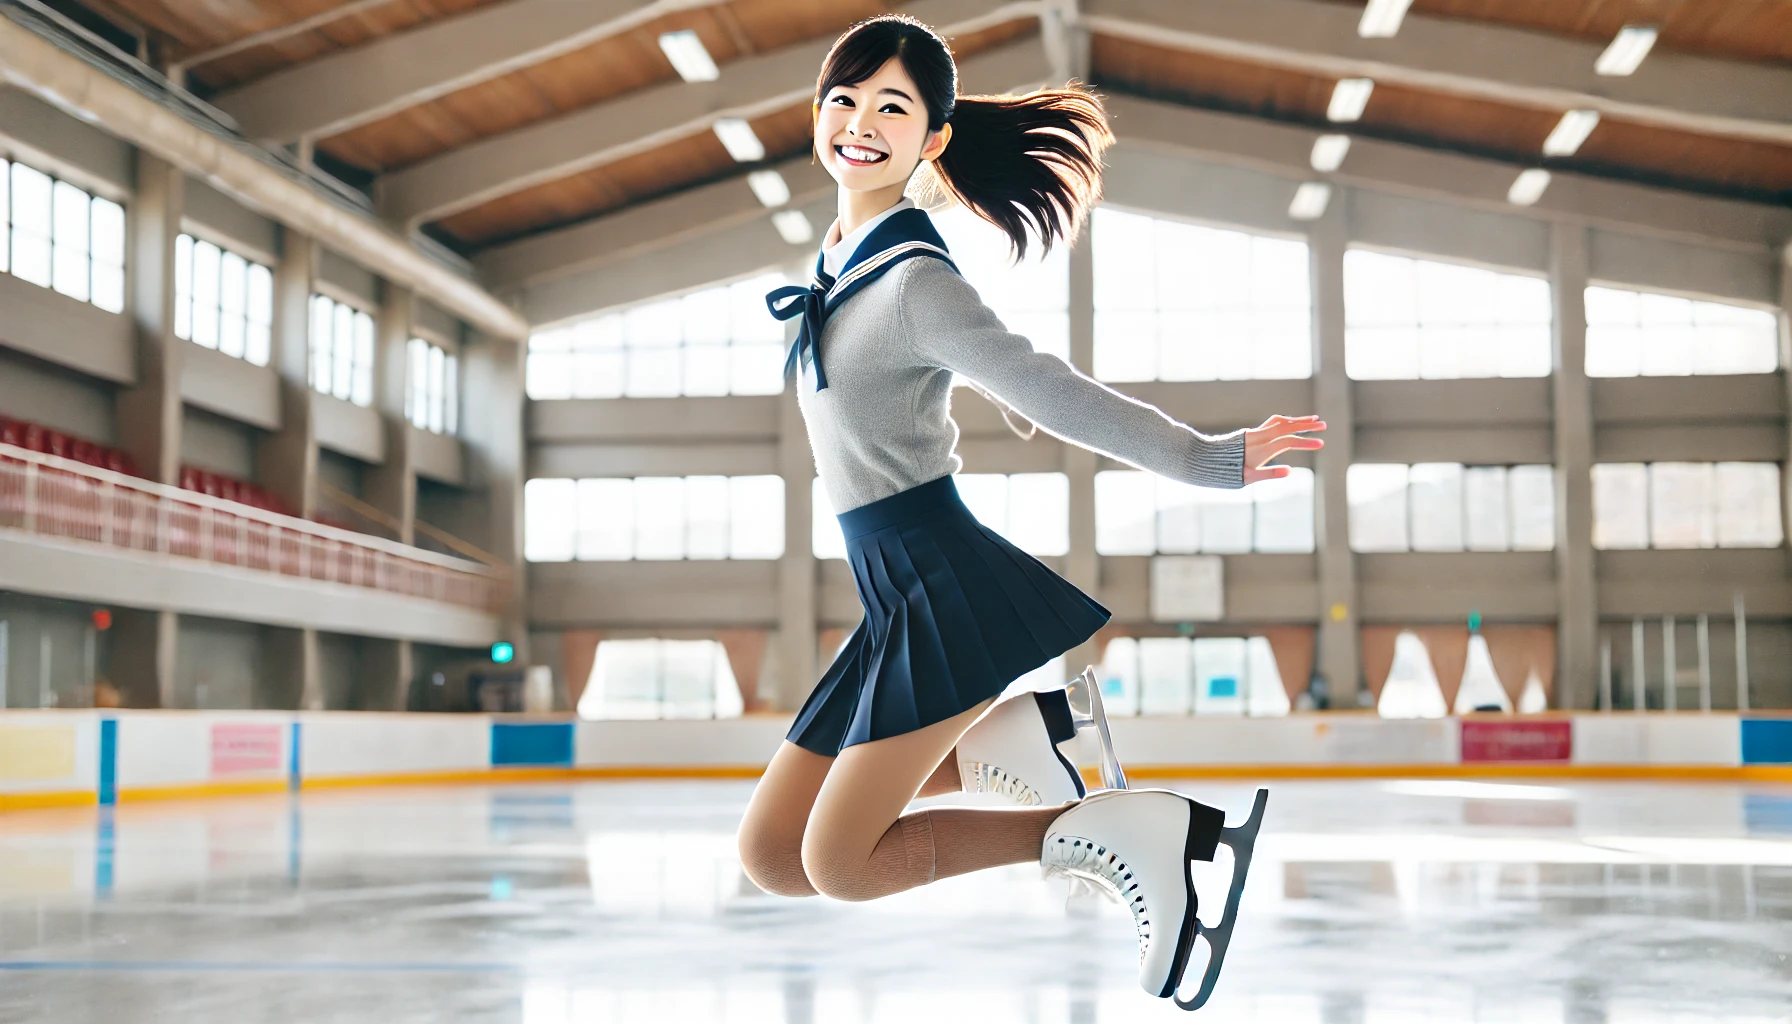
[0,1,1788,1021]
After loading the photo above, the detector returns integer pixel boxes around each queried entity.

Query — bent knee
[737,820,816,898]
[800,835,882,903]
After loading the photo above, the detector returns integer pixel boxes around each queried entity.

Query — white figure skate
[957,667,1127,805]
[1041,787,1269,1011]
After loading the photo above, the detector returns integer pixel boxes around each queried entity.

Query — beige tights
[737,701,1065,901]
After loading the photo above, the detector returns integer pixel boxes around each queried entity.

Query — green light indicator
[490,641,515,664]
[1467,610,1482,632]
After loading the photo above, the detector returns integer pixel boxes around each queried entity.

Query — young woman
[739,15,1324,1009]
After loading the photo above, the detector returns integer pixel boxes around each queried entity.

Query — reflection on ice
[1,779,1789,1023]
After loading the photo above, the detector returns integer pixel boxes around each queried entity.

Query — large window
[1348,463,1555,552]
[2,158,125,313]
[308,294,375,406]
[813,473,1069,559]
[932,205,1068,361]
[526,273,787,400]
[406,337,459,435]
[1592,462,1782,550]
[1344,250,1551,380]
[1585,286,1778,377]
[526,475,784,562]
[576,638,744,720]
[1096,469,1315,555]
[175,233,273,365]
[1098,636,1289,717]
[1093,208,1311,381]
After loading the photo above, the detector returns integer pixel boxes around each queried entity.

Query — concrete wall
[0,349,118,443]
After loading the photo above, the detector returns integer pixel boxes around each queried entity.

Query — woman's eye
[879,103,906,114]
[829,95,854,107]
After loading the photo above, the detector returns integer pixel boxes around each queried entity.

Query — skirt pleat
[788,475,1111,755]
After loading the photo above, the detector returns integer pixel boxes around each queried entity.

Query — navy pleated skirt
[788,474,1112,755]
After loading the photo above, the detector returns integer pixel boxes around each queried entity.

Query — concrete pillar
[365,284,417,707]
[1062,228,1101,676]
[1309,201,1359,705]
[111,153,184,706]
[1778,249,1792,546]
[776,389,818,710]
[364,638,414,711]
[461,330,529,658]
[367,284,417,544]
[260,229,319,519]
[116,152,184,486]
[1551,222,1597,710]
[266,626,321,710]
[110,608,177,708]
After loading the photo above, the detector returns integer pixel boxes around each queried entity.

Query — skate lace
[962,761,1043,806]
[1042,835,1149,960]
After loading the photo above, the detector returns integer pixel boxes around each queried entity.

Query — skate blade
[1068,667,1127,791]
[1173,787,1268,1012]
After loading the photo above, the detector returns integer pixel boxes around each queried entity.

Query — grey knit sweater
[799,256,1247,515]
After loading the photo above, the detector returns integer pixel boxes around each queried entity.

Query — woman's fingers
[1244,465,1293,483]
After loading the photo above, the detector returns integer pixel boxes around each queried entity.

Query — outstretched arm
[900,259,1322,488]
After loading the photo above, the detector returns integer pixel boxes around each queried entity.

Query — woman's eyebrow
[877,87,914,102]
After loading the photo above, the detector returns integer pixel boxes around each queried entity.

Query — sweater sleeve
[898,257,1246,489]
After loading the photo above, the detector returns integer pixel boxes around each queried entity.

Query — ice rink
[1,778,1789,1023]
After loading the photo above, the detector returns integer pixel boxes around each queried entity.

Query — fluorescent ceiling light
[771,210,814,245]
[1542,109,1601,157]
[746,169,790,207]
[658,30,719,82]
[1310,133,1351,172]
[1595,25,1657,76]
[713,118,765,163]
[1357,0,1415,38]
[1507,168,1551,206]
[1287,182,1332,221]
[1327,78,1374,123]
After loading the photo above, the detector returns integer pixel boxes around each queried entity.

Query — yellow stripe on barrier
[0,790,97,812]
[6,762,1789,814]
[118,778,291,803]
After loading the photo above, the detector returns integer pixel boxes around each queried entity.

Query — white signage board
[1149,554,1224,622]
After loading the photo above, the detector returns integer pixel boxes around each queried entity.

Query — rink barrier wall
[1,711,1789,811]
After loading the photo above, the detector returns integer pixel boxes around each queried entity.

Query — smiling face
[814,56,950,194]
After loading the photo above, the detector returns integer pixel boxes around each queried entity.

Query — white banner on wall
[1150,554,1224,622]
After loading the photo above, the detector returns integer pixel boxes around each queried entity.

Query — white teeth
[838,145,885,162]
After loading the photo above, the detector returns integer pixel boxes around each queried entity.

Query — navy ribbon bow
[764,208,956,392]
[767,264,835,390]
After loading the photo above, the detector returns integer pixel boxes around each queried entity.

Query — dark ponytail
[815,15,1113,261]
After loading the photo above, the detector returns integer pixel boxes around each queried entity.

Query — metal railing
[0,443,507,613]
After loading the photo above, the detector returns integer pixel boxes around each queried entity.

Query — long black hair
[814,15,1112,260]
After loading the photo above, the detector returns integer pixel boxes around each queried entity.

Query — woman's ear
[921,122,953,163]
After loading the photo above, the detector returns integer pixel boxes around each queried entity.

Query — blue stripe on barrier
[1740,719,1792,765]
[289,722,303,791]
[490,723,574,767]
[97,719,117,807]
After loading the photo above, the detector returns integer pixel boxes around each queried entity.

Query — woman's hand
[1243,414,1325,485]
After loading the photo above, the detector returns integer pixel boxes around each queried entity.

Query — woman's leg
[801,700,1064,902]
[915,746,963,798]
[737,741,833,897]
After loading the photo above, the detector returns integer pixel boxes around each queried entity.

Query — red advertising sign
[211,723,284,776]
[1460,719,1572,763]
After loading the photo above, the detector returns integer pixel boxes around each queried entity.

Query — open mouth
[834,144,889,167]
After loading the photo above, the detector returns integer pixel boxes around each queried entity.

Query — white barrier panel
[117,712,292,790]
[1574,715,1741,767]
[0,711,99,796]
[1100,716,1458,766]
[576,717,795,767]
[299,712,490,779]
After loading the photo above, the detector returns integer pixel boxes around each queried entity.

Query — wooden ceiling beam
[1083,0,1792,147]
[472,34,1054,292]
[378,0,1046,229]
[210,0,729,144]
[1107,95,1791,252]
